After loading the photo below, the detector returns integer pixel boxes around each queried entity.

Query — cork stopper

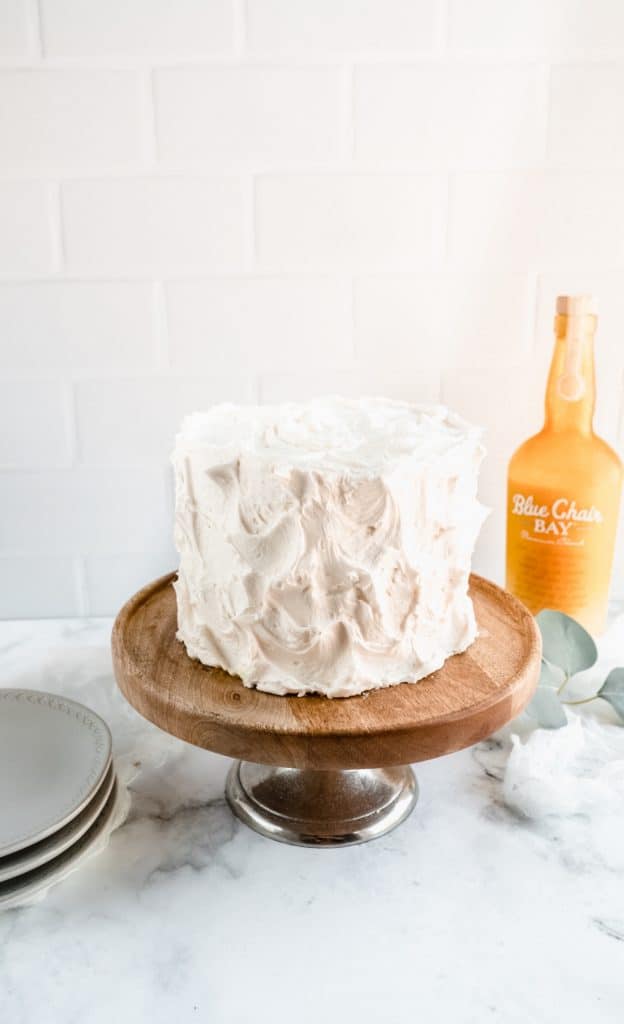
[556,294,594,316]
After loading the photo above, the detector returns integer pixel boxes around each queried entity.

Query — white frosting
[172,397,487,698]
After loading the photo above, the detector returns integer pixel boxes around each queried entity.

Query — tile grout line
[152,281,171,370]
[29,0,44,60]
[73,555,90,616]
[540,58,554,168]
[7,165,624,184]
[4,51,624,69]
[48,181,66,274]
[435,0,450,54]
[526,271,541,356]
[140,68,159,168]
[438,171,452,269]
[615,369,624,453]
[349,276,357,361]
[232,0,247,57]
[63,375,79,466]
[342,62,355,164]
[245,173,256,271]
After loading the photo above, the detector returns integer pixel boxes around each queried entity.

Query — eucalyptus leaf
[536,609,597,677]
[539,658,565,689]
[527,686,568,729]
[598,668,624,721]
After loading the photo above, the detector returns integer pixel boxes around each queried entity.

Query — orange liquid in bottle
[506,295,622,635]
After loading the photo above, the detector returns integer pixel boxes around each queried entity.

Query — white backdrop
[2,0,624,617]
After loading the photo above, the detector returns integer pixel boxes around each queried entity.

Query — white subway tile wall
[166,278,353,371]
[354,65,548,167]
[154,67,344,167]
[0,183,57,274]
[61,178,247,273]
[0,70,143,172]
[39,0,234,57]
[0,0,31,58]
[1,0,623,616]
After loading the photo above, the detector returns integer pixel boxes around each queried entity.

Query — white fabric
[503,612,624,822]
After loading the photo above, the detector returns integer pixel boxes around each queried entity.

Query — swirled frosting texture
[172,397,487,698]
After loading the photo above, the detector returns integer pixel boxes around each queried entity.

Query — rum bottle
[506,295,622,634]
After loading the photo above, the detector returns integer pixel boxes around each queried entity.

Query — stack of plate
[0,689,122,911]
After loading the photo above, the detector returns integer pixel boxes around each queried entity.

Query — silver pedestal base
[225,762,418,847]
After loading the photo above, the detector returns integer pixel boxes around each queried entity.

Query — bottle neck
[544,313,596,435]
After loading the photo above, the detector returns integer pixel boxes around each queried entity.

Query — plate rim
[0,763,116,883]
[0,688,112,857]
[0,776,121,909]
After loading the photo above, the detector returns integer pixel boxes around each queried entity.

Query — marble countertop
[1,616,622,1024]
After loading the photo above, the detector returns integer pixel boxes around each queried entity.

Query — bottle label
[506,482,619,635]
[510,493,603,545]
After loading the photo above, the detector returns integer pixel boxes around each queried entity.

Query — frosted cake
[172,397,487,698]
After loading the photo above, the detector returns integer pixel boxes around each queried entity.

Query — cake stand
[112,573,540,847]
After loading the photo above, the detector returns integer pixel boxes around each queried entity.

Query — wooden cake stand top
[112,573,540,770]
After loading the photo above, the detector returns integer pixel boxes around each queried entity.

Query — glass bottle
[506,295,622,634]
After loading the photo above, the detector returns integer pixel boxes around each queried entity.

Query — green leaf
[539,658,565,689]
[526,686,568,729]
[598,668,624,722]
[536,609,597,677]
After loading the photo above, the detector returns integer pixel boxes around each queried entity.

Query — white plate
[0,777,122,910]
[0,764,116,883]
[0,689,112,856]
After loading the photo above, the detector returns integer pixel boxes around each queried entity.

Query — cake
[172,397,487,698]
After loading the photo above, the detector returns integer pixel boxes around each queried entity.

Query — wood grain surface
[112,573,541,770]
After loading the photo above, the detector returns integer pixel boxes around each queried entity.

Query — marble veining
[0,614,623,1024]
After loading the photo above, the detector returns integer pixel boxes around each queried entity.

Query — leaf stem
[561,695,598,706]
[557,673,570,696]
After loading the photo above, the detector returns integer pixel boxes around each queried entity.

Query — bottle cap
[556,294,594,316]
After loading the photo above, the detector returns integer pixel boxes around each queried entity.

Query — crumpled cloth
[502,611,624,821]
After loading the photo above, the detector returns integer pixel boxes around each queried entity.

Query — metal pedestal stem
[225,762,418,847]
